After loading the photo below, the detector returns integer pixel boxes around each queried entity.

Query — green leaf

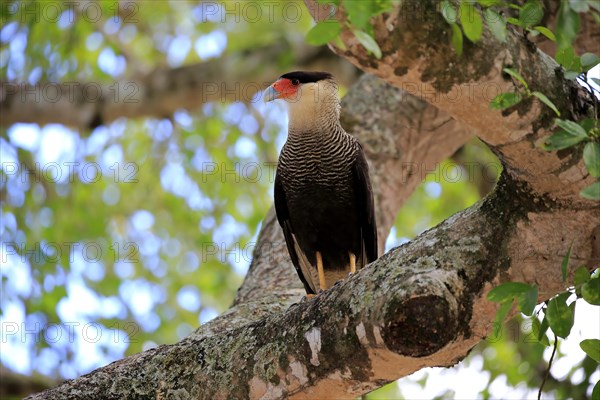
[503,68,529,89]
[555,119,588,137]
[488,282,535,303]
[562,240,574,282]
[478,0,504,6]
[345,1,373,31]
[581,52,600,71]
[593,380,600,400]
[490,92,523,110]
[564,70,582,80]
[581,52,600,68]
[353,30,382,59]
[580,182,600,200]
[460,2,483,42]
[569,0,589,13]
[519,0,544,27]
[580,339,600,362]
[582,278,600,305]
[506,17,524,27]
[493,300,513,336]
[517,285,538,315]
[533,26,556,41]
[441,0,458,23]
[333,36,347,51]
[574,266,590,296]
[485,9,507,42]
[583,142,600,178]
[306,21,342,46]
[543,119,589,150]
[532,317,550,346]
[546,292,575,338]
[574,266,591,286]
[556,3,580,49]
[532,91,560,116]
[450,23,463,56]
[487,282,538,315]
[542,130,588,150]
[555,45,581,71]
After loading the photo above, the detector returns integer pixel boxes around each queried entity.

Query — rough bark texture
[306,0,598,205]
[32,172,597,400]
[26,1,600,399]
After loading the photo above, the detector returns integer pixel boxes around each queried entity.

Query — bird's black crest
[280,71,333,84]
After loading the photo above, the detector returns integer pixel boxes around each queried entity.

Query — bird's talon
[302,294,316,301]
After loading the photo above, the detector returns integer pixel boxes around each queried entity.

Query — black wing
[274,173,316,294]
[352,144,378,264]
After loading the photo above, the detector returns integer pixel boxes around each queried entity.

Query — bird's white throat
[285,80,341,132]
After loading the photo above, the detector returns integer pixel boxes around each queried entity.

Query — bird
[263,71,378,295]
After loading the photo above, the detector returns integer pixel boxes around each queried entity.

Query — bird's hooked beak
[263,78,298,103]
[263,84,280,103]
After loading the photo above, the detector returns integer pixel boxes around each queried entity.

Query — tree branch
[26,170,598,399]
[0,44,357,130]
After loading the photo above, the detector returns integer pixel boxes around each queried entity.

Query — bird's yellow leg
[316,251,327,291]
[349,252,356,274]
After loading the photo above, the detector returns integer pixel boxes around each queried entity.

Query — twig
[538,334,558,400]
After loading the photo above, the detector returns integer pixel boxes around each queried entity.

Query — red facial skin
[271,78,300,100]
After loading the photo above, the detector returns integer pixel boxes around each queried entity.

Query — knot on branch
[382,295,456,357]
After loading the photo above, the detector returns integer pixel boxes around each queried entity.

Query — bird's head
[264,71,340,129]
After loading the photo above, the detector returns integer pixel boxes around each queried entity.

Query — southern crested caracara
[264,71,378,295]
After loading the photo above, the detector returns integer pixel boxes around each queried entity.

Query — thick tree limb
[26,167,597,400]
[0,44,358,130]
[305,0,598,205]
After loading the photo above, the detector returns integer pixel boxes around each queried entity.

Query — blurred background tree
[0,0,597,398]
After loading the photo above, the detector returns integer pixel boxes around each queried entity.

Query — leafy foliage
[438,1,600,201]
[307,0,395,57]
[543,118,600,199]
[488,244,600,396]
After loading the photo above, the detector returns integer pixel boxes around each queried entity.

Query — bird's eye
[291,79,300,86]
